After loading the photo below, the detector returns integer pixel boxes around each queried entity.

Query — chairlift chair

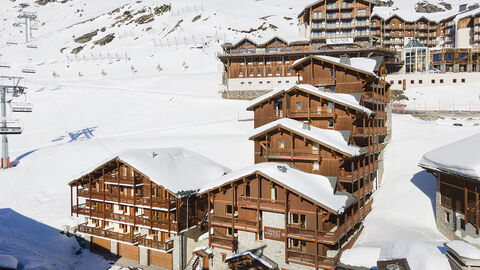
[26,43,37,49]
[10,102,33,112]
[0,118,23,134]
[21,67,36,74]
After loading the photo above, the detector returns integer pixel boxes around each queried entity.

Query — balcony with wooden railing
[286,226,336,245]
[138,237,174,252]
[135,197,175,209]
[211,235,238,251]
[265,148,320,161]
[287,249,340,269]
[238,196,285,212]
[338,166,360,181]
[102,174,142,185]
[77,223,141,243]
[352,126,373,137]
[287,107,334,118]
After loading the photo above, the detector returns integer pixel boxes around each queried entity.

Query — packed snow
[73,147,232,194]
[199,162,353,213]
[446,240,480,260]
[250,118,365,157]
[377,240,450,270]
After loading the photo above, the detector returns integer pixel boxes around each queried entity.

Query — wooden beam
[70,185,73,217]
[285,189,289,264]
[208,192,212,248]
[76,184,79,217]
[102,168,105,224]
[315,206,318,270]
[89,175,92,218]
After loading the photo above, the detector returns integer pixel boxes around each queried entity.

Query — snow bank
[0,208,109,270]
[419,133,480,180]
[378,240,450,270]
[340,247,380,268]
[250,118,365,157]
[200,162,351,213]
[0,255,18,270]
[446,240,480,260]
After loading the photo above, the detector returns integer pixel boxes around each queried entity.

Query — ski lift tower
[17,12,37,43]
[0,76,28,169]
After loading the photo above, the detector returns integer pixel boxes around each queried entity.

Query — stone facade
[221,90,272,100]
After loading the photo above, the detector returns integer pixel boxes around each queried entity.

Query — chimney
[277,165,287,173]
[340,55,351,65]
[302,121,311,130]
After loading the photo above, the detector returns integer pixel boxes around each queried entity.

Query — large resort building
[219,0,480,95]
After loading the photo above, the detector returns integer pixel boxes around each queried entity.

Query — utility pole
[17,12,37,43]
[0,76,29,169]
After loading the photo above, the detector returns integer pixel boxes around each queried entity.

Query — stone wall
[221,90,272,100]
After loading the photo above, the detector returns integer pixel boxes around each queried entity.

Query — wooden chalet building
[69,148,231,269]
[199,162,361,270]
[419,134,480,244]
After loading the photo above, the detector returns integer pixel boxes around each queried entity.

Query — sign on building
[264,226,286,241]
[326,38,354,45]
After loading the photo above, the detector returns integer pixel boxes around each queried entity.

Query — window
[276,68,280,76]
[257,70,261,76]
[267,81,271,84]
[248,82,252,85]
[227,228,233,236]
[419,80,422,84]
[239,70,243,77]
[249,70,253,77]
[390,80,394,85]
[360,197,364,208]
[247,60,252,65]
[120,205,127,213]
[240,82,244,85]
[398,80,402,85]
[328,119,334,128]
[291,213,306,228]
[453,79,457,83]
[287,69,291,75]
[461,219,466,230]
[440,79,444,83]
[297,102,302,110]
[279,139,285,148]
[462,78,466,83]
[268,69,272,76]
[431,79,435,84]
[278,81,282,84]
[245,185,250,197]
[445,211,450,223]
[433,53,442,62]
[313,161,319,170]
[226,205,233,215]
[271,187,277,200]
[286,80,290,83]
[330,86,335,93]
[330,69,334,78]
[259,81,263,84]
[410,80,414,84]
[445,53,454,61]
[232,49,238,54]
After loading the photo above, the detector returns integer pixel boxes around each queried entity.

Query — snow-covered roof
[199,162,353,214]
[418,133,480,181]
[291,55,379,79]
[378,240,450,270]
[225,249,278,270]
[223,36,310,49]
[72,148,231,195]
[247,84,373,116]
[446,240,480,260]
[250,118,366,157]
[298,0,375,17]
[0,254,18,270]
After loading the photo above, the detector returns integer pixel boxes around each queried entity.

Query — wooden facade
[430,47,480,72]
[69,157,209,263]
[201,169,370,269]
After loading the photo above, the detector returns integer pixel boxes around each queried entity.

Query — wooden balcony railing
[102,174,142,185]
[138,237,174,251]
[135,197,175,209]
[77,224,141,243]
[286,225,336,244]
[77,189,176,210]
[287,249,338,268]
[287,108,334,118]
[211,235,238,251]
[265,148,320,160]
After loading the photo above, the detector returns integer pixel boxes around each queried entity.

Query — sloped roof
[70,148,231,195]
[226,248,279,269]
[418,133,480,181]
[291,55,380,79]
[405,38,426,48]
[250,118,366,157]
[199,162,355,214]
[247,84,373,116]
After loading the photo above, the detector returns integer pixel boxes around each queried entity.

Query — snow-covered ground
[1,0,480,269]
[401,83,480,111]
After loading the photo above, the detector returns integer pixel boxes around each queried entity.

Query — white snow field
[0,0,479,269]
